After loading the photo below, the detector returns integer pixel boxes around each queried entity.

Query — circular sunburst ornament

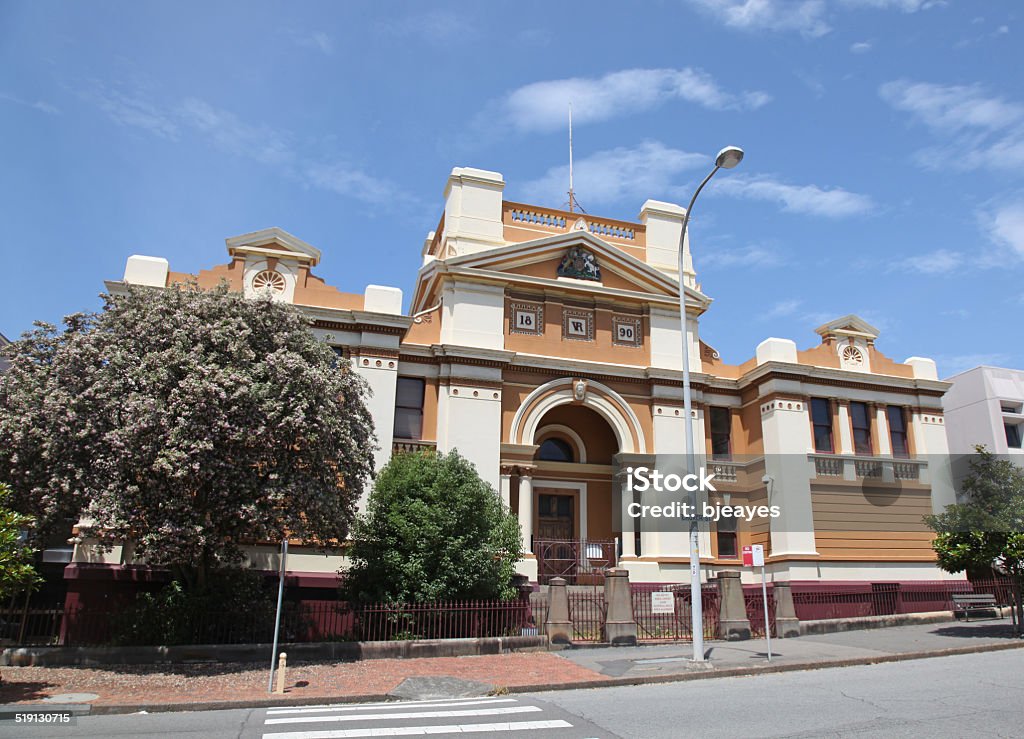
[252,269,286,294]
[841,344,864,366]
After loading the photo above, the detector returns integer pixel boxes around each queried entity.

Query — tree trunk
[1013,575,1023,638]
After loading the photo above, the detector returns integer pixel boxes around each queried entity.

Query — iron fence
[743,586,776,638]
[567,589,606,642]
[351,599,533,642]
[0,602,65,646]
[631,584,721,642]
[534,539,616,585]
[790,579,1009,621]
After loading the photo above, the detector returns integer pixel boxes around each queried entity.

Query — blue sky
[1,0,1021,377]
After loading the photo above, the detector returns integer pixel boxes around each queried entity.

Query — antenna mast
[567,104,584,213]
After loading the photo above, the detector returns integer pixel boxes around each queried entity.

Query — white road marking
[263,719,573,738]
[266,697,511,714]
[266,699,515,715]
[266,706,542,726]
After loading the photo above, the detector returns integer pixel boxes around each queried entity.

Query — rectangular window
[850,401,872,455]
[1007,422,1023,449]
[710,407,732,460]
[887,406,909,458]
[716,517,738,559]
[811,398,834,453]
[393,377,425,440]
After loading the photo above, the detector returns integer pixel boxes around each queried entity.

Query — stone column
[545,577,572,645]
[618,473,636,558]
[716,570,751,641]
[499,469,512,510]
[519,473,534,556]
[772,581,801,638]
[602,569,637,645]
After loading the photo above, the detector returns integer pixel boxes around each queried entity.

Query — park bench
[951,593,1000,622]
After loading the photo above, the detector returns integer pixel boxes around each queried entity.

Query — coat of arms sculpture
[557,246,601,281]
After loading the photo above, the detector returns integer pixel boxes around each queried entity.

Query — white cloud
[710,175,874,217]
[880,80,1024,172]
[84,86,407,207]
[495,68,771,134]
[179,98,293,167]
[686,0,831,38]
[686,0,941,37]
[380,10,475,43]
[289,30,333,55]
[86,86,178,140]
[850,40,872,53]
[519,141,707,207]
[0,91,60,115]
[700,244,785,269]
[880,80,1024,133]
[935,353,1011,378]
[761,299,803,320]
[888,249,964,274]
[983,202,1024,258]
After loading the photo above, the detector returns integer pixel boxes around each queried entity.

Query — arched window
[537,437,575,463]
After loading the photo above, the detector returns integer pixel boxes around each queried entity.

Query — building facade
[79,166,961,588]
[943,366,1024,457]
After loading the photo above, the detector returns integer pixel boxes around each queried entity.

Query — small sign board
[742,544,765,567]
[650,591,675,615]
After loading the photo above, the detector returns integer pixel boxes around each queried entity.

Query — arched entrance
[530,404,619,584]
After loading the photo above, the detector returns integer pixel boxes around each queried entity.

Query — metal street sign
[651,591,675,615]
[742,544,765,567]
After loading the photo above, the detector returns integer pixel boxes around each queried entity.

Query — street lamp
[678,145,744,663]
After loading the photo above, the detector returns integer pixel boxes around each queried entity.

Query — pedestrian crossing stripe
[265,705,542,725]
[266,698,517,716]
[263,720,574,738]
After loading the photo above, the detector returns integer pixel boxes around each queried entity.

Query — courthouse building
[83,166,960,588]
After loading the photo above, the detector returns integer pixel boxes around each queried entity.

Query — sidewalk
[0,620,1020,714]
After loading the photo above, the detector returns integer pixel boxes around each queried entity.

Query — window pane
[538,438,574,462]
[710,407,731,459]
[395,377,425,409]
[887,406,909,458]
[717,532,738,558]
[1007,423,1023,449]
[850,402,872,455]
[811,398,833,453]
[393,408,423,440]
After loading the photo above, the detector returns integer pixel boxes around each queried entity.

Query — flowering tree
[0,283,376,590]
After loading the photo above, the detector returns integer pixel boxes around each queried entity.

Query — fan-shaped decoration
[252,269,286,294]
[841,345,865,367]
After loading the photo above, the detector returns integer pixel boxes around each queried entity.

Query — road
[3,650,1022,738]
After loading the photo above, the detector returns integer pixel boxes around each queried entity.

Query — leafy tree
[0,283,376,591]
[0,483,41,599]
[925,447,1024,634]
[343,451,522,603]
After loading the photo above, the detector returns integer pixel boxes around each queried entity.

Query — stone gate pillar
[602,568,637,645]
[716,570,751,641]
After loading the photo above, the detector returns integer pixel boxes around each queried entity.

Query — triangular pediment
[814,314,880,341]
[443,230,702,300]
[225,227,321,266]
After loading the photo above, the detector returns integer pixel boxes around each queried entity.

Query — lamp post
[679,145,744,663]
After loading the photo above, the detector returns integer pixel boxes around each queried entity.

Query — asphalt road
[3,650,1022,738]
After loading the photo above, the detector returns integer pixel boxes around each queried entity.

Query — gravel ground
[0,652,608,706]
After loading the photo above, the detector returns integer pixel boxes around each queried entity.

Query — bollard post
[602,569,637,646]
[773,581,801,638]
[275,652,287,694]
[545,577,572,645]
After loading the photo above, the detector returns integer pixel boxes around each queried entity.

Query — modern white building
[943,366,1024,457]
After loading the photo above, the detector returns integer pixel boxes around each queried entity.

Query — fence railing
[54,598,536,647]
[790,580,1003,621]
[0,602,65,646]
[568,589,606,642]
[534,539,616,585]
[631,584,721,642]
[743,586,776,638]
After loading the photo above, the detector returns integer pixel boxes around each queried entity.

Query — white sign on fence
[651,591,675,615]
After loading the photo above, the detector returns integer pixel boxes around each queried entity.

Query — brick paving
[0,652,609,707]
